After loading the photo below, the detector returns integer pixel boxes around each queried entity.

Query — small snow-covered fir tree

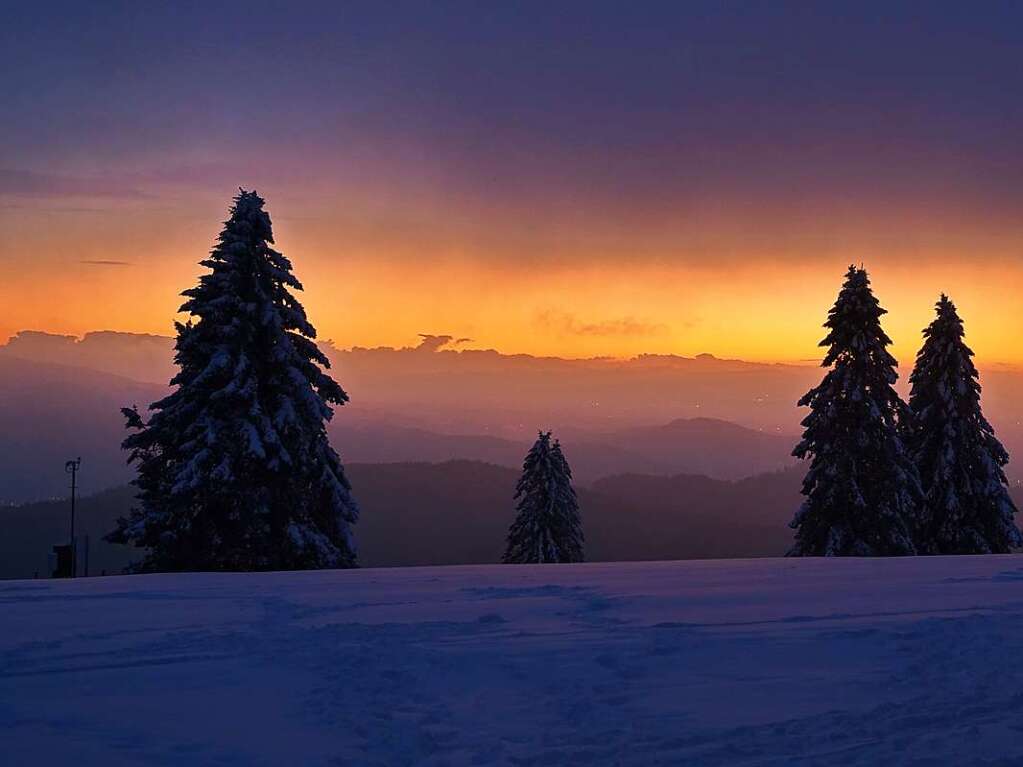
[789,266,921,556]
[108,190,358,571]
[907,295,1020,554]
[503,432,584,564]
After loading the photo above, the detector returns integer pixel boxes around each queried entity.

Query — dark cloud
[415,334,454,353]
[81,260,133,266]
[3,5,1022,270]
[411,334,476,352]
[0,169,150,200]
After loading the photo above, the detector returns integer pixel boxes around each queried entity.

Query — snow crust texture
[4,556,1023,765]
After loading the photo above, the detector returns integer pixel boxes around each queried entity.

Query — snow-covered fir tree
[503,432,584,564]
[789,266,922,556]
[907,295,1020,554]
[108,190,358,571]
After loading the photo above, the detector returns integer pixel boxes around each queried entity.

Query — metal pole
[65,458,80,578]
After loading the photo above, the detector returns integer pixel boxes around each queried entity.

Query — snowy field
[4,557,1023,766]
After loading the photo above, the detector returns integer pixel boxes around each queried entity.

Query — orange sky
[4,4,1023,367]
[2,190,1021,366]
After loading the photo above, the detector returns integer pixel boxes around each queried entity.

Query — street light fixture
[65,458,81,578]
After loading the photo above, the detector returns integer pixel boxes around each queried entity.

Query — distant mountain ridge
[0,329,807,385]
[0,350,804,503]
[5,461,1020,579]
[0,461,802,578]
[0,330,177,385]
[343,416,796,483]
[0,329,1018,505]
[605,417,796,479]
[0,356,165,503]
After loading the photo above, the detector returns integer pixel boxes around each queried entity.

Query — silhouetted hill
[0,330,176,385]
[0,356,165,503]
[0,329,827,434]
[352,462,806,566]
[0,461,792,578]
[586,467,802,561]
[4,462,1021,579]
[1,335,1018,504]
[338,423,665,483]
[602,417,796,479]
[0,485,137,578]
[352,461,518,566]
[343,417,796,482]
[340,425,522,470]
[0,354,803,502]
[0,462,538,576]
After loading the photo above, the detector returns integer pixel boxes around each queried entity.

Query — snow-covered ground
[3,556,1023,766]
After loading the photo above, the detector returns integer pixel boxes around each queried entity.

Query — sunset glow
[5,5,1023,760]
[4,195,1021,365]
[2,3,1022,365]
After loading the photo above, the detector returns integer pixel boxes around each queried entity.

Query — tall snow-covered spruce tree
[503,432,584,564]
[789,266,921,556]
[108,190,359,571]
[907,295,1020,554]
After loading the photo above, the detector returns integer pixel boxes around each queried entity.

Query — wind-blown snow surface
[4,557,1023,765]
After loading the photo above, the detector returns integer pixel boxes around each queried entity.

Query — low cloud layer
[534,310,668,338]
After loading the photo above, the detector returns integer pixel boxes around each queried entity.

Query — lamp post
[65,458,81,578]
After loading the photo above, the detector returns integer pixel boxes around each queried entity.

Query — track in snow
[3,556,1023,765]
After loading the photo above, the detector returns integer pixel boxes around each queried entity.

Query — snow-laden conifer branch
[107,190,358,571]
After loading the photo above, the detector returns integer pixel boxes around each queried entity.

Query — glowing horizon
[3,4,1022,366]
[2,240,1019,367]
